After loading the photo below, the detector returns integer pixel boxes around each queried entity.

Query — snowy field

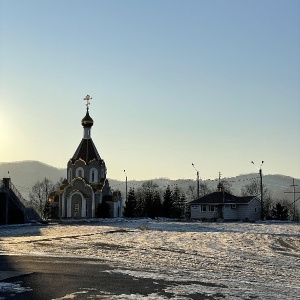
[0,219,300,299]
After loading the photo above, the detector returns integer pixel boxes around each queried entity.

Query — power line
[284,178,300,221]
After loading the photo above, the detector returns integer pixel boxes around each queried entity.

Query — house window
[208,205,215,212]
[91,171,95,182]
[255,208,257,212]
[231,204,237,209]
[201,205,207,212]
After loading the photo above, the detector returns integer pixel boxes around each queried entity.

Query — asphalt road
[0,254,177,300]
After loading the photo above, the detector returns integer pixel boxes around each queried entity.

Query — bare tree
[241,180,261,196]
[221,180,233,194]
[29,178,55,219]
[241,179,273,218]
[199,182,213,197]
[187,185,196,201]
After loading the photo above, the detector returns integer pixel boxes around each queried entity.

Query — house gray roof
[189,191,257,205]
[71,138,102,164]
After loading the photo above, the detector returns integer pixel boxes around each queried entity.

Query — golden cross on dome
[83,94,92,109]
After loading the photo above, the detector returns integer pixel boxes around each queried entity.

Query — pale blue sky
[0,0,299,181]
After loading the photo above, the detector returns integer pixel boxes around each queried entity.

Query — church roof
[71,138,101,164]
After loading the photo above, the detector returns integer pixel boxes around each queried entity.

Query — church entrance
[67,193,86,218]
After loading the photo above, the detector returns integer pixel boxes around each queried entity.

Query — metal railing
[9,181,31,208]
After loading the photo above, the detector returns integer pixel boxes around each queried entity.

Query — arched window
[76,167,84,178]
[89,168,98,183]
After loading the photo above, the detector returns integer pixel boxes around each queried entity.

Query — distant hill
[0,161,299,209]
[0,161,66,199]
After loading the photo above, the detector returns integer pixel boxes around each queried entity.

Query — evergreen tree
[150,190,162,218]
[123,188,137,217]
[271,202,289,220]
[135,181,159,217]
[178,193,187,218]
[144,187,154,217]
[171,185,181,218]
[43,199,51,221]
[135,190,146,217]
[163,186,173,218]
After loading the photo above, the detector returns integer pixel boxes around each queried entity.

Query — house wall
[237,199,261,221]
[223,205,238,219]
[190,205,218,219]
[222,200,261,221]
[190,199,261,221]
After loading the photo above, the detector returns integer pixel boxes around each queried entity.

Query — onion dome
[81,109,94,128]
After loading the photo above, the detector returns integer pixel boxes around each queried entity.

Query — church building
[59,95,122,219]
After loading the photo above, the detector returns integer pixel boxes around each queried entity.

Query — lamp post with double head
[192,163,200,200]
[124,170,128,203]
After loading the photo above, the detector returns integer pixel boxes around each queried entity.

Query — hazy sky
[0,0,299,181]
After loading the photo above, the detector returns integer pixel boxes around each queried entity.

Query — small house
[190,183,261,221]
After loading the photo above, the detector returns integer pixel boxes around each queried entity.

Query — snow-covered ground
[0,219,300,299]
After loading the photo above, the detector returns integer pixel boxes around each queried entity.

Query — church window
[89,168,98,183]
[76,167,84,178]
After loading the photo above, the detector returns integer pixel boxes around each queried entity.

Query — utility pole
[284,178,300,221]
[124,170,128,203]
[192,163,199,199]
[252,161,264,220]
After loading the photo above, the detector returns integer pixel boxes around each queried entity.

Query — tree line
[124,179,299,221]
[123,181,188,218]
[29,177,299,221]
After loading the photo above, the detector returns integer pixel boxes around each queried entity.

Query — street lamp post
[192,163,200,200]
[124,170,128,203]
[251,161,264,220]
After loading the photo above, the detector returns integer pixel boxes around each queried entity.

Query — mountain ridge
[1,161,299,208]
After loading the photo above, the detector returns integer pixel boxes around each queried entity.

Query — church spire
[81,94,94,139]
[71,94,101,163]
